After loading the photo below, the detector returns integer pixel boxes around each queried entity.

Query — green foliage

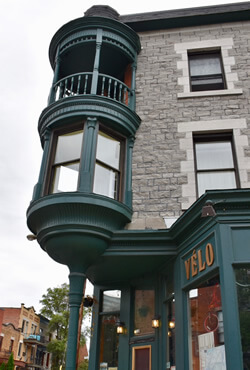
[78,359,89,370]
[0,363,6,370]
[6,353,14,370]
[40,283,70,368]
[40,283,89,368]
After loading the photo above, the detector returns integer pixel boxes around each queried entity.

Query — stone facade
[129,20,250,229]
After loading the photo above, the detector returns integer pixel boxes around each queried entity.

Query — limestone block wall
[129,20,250,229]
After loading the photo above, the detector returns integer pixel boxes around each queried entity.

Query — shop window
[99,290,121,369]
[235,267,250,369]
[188,276,226,369]
[194,133,238,197]
[188,50,226,92]
[49,126,123,200]
[134,290,155,336]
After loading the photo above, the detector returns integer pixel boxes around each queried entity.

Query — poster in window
[132,345,151,370]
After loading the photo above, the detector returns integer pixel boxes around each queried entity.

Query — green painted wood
[65,272,86,370]
[88,286,102,370]
[217,224,244,370]
[32,130,51,201]
[118,287,131,369]
[78,117,98,193]
[91,29,102,95]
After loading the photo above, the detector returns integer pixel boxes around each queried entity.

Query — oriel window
[48,125,123,200]
[188,50,226,92]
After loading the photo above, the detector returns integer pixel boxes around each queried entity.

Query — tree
[40,283,89,369]
[40,283,70,368]
[6,353,14,370]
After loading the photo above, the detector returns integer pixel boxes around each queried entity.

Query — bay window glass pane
[103,290,121,312]
[93,163,118,199]
[99,314,119,368]
[188,277,226,370]
[197,171,236,197]
[189,54,222,77]
[96,132,120,170]
[195,142,234,170]
[52,163,79,193]
[54,130,83,164]
[134,290,154,336]
[235,267,250,369]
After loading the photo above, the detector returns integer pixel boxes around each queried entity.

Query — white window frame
[175,38,242,98]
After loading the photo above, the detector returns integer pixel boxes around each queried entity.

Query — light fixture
[116,321,125,334]
[168,320,175,329]
[201,200,216,218]
[152,315,161,329]
[26,234,37,241]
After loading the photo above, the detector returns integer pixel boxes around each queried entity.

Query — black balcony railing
[48,72,135,109]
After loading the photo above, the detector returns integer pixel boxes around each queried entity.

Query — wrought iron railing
[48,72,134,109]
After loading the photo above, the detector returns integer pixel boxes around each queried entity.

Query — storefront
[88,190,250,370]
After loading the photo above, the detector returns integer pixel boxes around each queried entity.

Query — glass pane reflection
[52,163,79,193]
[54,130,83,164]
[195,141,234,170]
[93,163,118,199]
[96,132,120,170]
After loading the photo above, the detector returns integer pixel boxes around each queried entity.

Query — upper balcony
[39,6,141,143]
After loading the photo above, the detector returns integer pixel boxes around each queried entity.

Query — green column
[91,29,102,94]
[48,45,61,105]
[78,117,99,192]
[32,129,51,201]
[124,136,135,208]
[129,61,137,111]
[65,271,86,370]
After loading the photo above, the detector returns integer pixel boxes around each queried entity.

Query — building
[26,2,250,369]
[0,305,51,369]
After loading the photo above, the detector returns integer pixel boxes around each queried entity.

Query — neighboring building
[26,2,250,369]
[0,305,51,369]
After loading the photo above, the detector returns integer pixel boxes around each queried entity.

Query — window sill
[177,88,243,99]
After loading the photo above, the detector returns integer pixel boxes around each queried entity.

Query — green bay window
[47,123,124,200]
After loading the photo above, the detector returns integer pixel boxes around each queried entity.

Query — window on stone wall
[188,50,226,92]
[194,133,239,197]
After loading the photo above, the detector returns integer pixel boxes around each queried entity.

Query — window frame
[188,49,226,92]
[193,132,240,197]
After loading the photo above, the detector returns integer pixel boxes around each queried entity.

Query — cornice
[49,16,141,68]
[38,96,141,144]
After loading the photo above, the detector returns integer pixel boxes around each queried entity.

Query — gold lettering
[185,258,191,280]
[198,249,206,272]
[206,243,214,266]
[191,249,198,277]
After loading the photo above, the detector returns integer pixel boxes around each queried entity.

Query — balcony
[49,72,134,109]
[23,333,48,346]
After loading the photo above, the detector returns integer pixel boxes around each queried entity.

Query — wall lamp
[201,200,216,218]
[116,321,126,334]
[152,315,161,329]
[168,320,175,329]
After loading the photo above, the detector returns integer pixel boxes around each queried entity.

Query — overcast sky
[0,0,248,312]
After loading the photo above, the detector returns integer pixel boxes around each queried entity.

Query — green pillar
[48,45,61,105]
[65,271,86,370]
[124,136,135,208]
[32,129,51,201]
[78,117,99,192]
[91,29,102,94]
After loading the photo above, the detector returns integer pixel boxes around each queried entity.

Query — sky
[0,0,248,312]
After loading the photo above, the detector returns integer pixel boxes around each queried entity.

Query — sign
[184,243,214,280]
